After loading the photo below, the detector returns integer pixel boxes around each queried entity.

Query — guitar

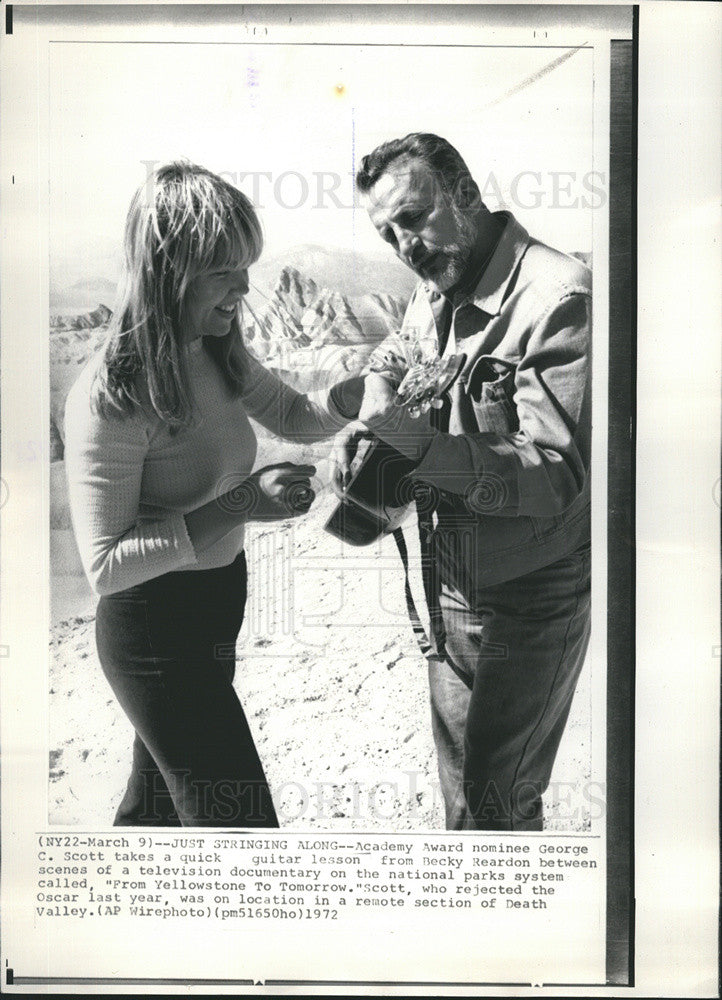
[324,353,466,545]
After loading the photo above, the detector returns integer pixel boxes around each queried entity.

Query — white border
[1,1,719,995]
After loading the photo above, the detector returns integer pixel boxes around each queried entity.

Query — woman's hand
[238,463,317,521]
[184,462,316,554]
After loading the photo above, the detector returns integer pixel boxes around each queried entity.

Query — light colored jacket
[372,211,591,595]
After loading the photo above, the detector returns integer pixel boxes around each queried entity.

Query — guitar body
[323,438,418,546]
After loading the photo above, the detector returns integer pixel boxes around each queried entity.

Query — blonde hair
[93,160,263,426]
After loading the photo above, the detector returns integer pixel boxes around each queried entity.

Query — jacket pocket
[466,356,519,434]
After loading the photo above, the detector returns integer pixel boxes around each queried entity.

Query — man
[332,133,591,831]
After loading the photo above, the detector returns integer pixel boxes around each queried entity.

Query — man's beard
[418,207,479,293]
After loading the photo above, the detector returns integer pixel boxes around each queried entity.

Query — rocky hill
[249,243,417,301]
[50,278,118,315]
[243,265,405,362]
[50,303,112,331]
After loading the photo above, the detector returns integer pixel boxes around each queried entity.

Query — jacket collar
[452,211,531,316]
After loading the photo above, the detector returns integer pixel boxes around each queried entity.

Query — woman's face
[183,261,250,342]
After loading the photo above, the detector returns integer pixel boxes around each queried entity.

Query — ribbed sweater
[64,338,345,596]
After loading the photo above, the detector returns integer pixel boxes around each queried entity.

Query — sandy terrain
[50,479,591,832]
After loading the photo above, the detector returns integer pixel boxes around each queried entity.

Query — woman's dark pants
[95,552,278,827]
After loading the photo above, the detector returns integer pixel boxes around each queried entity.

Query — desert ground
[50,478,592,832]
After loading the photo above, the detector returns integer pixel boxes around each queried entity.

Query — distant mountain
[250,244,417,301]
[50,304,112,331]
[243,266,406,367]
[50,278,118,314]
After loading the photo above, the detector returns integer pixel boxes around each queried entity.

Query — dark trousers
[429,544,591,831]
[95,552,278,828]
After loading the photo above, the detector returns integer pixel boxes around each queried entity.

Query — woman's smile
[185,264,249,338]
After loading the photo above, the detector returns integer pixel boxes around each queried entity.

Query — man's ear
[452,177,483,213]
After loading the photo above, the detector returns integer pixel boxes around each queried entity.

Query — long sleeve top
[64,337,346,596]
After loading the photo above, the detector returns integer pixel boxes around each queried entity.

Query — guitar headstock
[394,353,467,418]
[367,331,466,418]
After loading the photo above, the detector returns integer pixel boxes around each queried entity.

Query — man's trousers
[429,542,591,830]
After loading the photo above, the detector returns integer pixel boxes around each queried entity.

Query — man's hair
[92,160,262,427]
[355,132,482,208]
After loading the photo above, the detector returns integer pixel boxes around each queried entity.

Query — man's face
[363,157,478,293]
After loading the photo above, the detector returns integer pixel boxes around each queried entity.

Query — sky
[49,41,595,294]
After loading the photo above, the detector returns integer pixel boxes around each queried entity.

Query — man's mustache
[410,245,468,273]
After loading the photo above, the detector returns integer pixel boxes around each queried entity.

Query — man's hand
[358,372,400,427]
[329,420,375,493]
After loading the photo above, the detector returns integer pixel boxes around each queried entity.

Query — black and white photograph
[48,8,605,836]
[1,2,719,994]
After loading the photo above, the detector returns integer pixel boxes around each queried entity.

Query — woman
[65,161,352,828]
